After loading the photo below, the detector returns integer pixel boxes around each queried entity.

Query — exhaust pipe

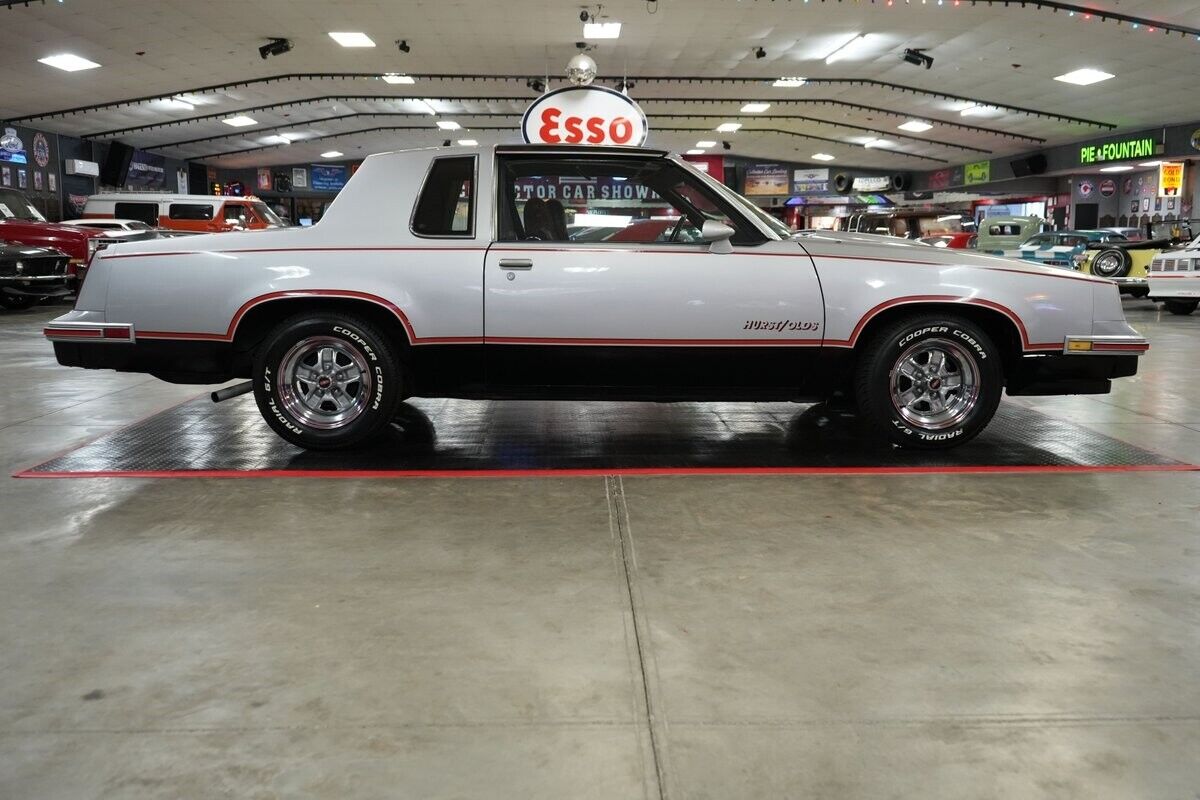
[211,380,253,403]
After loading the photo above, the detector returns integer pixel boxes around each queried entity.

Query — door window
[495,157,761,245]
[223,203,252,223]
[411,156,475,237]
[114,202,159,225]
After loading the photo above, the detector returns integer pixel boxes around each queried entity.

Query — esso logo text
[522,86,648,148]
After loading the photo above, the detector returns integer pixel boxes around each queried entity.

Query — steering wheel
[668,216,689,243]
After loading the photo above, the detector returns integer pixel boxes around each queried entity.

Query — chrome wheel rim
[1094,252,1123,277]
[278,336,372,430]
[889,338,980,430]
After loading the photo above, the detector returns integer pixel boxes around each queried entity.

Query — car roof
[494,143,669,158]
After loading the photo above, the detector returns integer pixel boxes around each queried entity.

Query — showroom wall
[0,120,190,220]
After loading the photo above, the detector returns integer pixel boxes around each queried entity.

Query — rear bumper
[1147,274,1200,299]
[45,319,236,384]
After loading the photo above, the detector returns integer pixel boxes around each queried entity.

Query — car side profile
[46,144,1148,451]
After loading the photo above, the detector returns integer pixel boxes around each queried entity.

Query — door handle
[498,258,533,270]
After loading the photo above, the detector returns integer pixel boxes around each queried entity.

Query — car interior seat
[522,198,555,241]
[544,199,569,241]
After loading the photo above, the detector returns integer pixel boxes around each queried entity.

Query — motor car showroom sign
[522,86,649,147]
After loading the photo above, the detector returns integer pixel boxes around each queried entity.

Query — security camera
[258,38,292,60]
[754,47,766,59]
[396,39,411,54]
[580,9,590,22]
[901,48,933,69]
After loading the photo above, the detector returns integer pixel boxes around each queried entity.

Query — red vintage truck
[0,186,108,305]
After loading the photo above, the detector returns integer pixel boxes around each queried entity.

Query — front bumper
[1007,352,1141,396]
[1,275,72,298]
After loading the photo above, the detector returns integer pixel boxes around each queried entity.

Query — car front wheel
[252,313,402,449]
[854,314,1004,449]
[1164,299,1199,316]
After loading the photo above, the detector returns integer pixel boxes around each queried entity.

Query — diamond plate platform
[15,395,1197,478]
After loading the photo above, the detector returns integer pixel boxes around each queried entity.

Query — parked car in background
[920,232,977,249]
[62,218,154,234]
[1010,230,1126,270]
[0,187,108,291]
[80,193,287,234]
[0,239,71,310]
[1074,239,1169,296]
[1147,241,1200,315]
[1101,226,1145,241]
[46,143,1147,452]
[976,215,1044,255]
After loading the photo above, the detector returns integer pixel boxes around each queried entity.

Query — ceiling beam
[8,72,1112,129]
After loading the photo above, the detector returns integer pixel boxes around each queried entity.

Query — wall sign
[852,175,891,192]
[522,86,648,147]
[0,128,26,165]
[744,164,790,196]
[310,164,348,192]
[791,167,829,194]
[1078,179,1094,198]
[1099,179,1116,197]
[1080,135,1156,165]
[1158,162,1184,197]
[964,160,991,185]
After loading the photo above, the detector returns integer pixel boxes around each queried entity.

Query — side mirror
[701,220,735,253]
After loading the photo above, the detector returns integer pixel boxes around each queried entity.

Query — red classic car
[920,232,978,249]
[0,187,108,290]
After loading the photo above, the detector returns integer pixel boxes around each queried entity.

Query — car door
[483,153,825,395]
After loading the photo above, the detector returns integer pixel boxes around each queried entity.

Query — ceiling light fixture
[583,21,621,39]
[436,120,461,130]
[457,139,478,146]
[328,32,376,47]
[897,120,933,132]
[321,151,344,158]
[822,33,869,65]
[812,153,835,161]
[716,122,742,132]
[1054,68,1114,86]
[37,53,100,72]
[686,149,706,155]
[773,77,807,87]
[1138,161,1163,167]
[381,73,415,84]
[222,115,258,127]
[740,102,770,113]
[1099,165,1134,172]
[695,140,717,148]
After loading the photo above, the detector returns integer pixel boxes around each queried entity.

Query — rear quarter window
[411,156,475,237]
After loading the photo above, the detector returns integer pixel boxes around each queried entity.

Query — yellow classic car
[1076,219,1199,296]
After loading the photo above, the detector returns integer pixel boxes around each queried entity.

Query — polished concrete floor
[2,299,1198,799]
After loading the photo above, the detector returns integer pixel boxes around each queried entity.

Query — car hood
[0,219,105,239]
[791,234,1111,284]
[0,241,65,259]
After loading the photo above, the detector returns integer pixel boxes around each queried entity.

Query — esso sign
[522,86,648,147]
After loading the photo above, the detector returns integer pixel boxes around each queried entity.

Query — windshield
[251,201,285,227]
[0,188,46,222]
[676,158,790,240]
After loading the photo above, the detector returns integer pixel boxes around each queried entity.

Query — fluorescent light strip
[695,140,717,148]
[897,120,933,132]
[222,115,257,127]
[823,33,869,65]
[436,120,461,130]
[740,102,771,113]
[773,77,807,87]
[328,32,376,47]
[1099,165,1134,172]
[38,53,100,72]
[381,73,415,84]
[812,153,835,161]
[321,151,343,158]
[583,21,621,39]
[1054,68,1114,86]
[716,122,741,132]
[457,139,478,146]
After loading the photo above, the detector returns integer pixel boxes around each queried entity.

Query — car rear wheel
[1164,299,1199,316]
[1090,248,1132,278]
[0,294,39,310]
[854,314,1003,449]
[252,313,402,449]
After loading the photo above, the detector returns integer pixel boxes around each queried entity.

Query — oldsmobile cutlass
[45,144,1148,450]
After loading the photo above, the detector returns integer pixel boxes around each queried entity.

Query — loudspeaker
[832,173,852,194]
[890,173,913,191]
[1010,154,1048,178]
[99,141,135,188]
[187,163,208,195]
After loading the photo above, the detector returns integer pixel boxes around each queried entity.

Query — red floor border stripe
[14,464,1200,479]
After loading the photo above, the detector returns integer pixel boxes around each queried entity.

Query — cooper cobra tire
[854,314,1004,450]
[0,294,39,310]
[1164,299,1199,316]
[1090,248,1132,279]
[253,313,402,450]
